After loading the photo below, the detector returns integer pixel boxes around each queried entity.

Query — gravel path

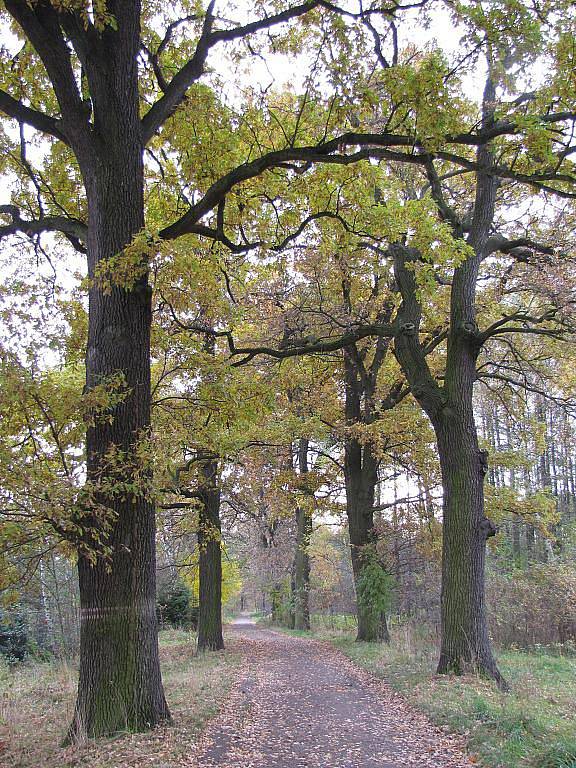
[189,621,472,768]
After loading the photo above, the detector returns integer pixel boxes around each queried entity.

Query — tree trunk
[69,183,170,738]
[271,582,283,623]
[347,456,379,642]
[68,18,169,736]
[37,555,53,653]
[343,347,390,643]
[434,414,505,686]
[289,564,296,630]
[197,456,224,652]
[393,246,505,683]
[346,438,390,643]
[390,75,506,686]
[378,612,391,642]
[293,439,312,631]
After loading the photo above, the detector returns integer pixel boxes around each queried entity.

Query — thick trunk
[350,554,390,642]
[431,300,506,686]
[393,237,504,686]
[434,413,506,687]
[271,583,284,623]
[69,44,169,734]
[292,439,312,631]
[69,201,170,737]
[197,457,224,652]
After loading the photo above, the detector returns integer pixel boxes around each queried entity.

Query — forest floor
[277,619,576,768]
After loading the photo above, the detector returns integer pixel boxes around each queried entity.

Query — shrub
[0,606,29,661]
[157,579,196,629]
[488,564,576,649]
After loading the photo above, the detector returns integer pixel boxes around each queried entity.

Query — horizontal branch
[167,309,398,367]
[485,233,556,259]
[478,307,573,345]
[0,88,68,144]
[161,124,576,244]
[0,204,87,251]
[477,371,576,411]
[228,322,397,366]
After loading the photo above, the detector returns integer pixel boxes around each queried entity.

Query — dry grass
[0,628,241,768]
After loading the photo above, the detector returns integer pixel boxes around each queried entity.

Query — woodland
[0,0,576,766]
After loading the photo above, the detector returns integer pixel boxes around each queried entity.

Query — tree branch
[4,0,91,146]
[0,204,87,252]
[142,1,336,142]
[484,233,556,260]
[392,244,446,420]
[160,123,576,242]
[0,88,68,144]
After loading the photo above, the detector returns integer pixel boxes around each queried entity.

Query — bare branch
[0,204,87,252]
[142,1,333,143]
[484,233,556,259]
[228,322,397,367]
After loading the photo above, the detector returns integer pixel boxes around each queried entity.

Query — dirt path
[190,621,472,768]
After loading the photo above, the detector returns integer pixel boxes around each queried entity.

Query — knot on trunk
[460,320,479,336]
[480,516,497,539]
[399,322,416,336]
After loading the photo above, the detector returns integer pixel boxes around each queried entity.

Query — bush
[357,561,396,618]
[157,579,197,629]
[0,606,29,661]
[489,564,576,649]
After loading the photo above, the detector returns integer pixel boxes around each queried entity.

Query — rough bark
[292,438,312,631]
[434,417,503,682]
[197,455,224,652]
[68,186,169,737]
[343,346,391,643]
[393,242,506,687]
[69,153,170,742]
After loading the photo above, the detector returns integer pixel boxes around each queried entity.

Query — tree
[209,2,576,675]
[196,450,224,651]
[388,64,575,683]
[0,0,385,738]
[291,438,313,631]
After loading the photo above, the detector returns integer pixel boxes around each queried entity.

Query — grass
[284,619,576,768]
[0,628,241,768]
